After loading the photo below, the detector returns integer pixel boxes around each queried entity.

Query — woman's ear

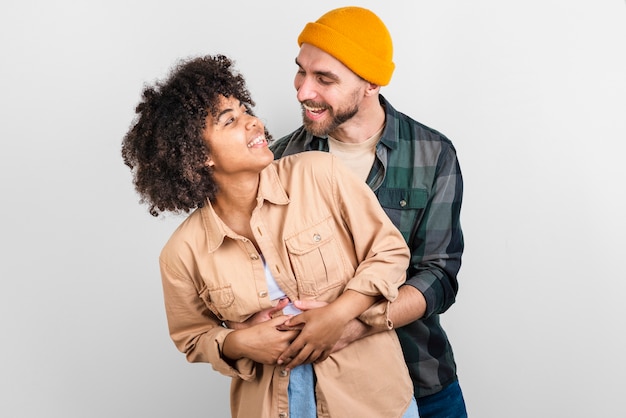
[206,158,215,167]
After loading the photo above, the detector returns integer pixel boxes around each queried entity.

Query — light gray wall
[1,1,625,417]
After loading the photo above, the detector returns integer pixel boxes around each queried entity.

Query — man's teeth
[247,136,266,147]
[304,104,325,113]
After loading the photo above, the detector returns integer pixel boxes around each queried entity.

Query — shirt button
[278,413,287,418]
[399,199,407,207]
[313,233,321,242]
[280,369,288,377]
[250,254,259,260]
[258,291,268,298]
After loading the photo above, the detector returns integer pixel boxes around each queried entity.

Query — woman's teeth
[247,136,266,147]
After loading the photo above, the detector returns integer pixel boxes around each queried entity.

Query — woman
[122,55,418,418]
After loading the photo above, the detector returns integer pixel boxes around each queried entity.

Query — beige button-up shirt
[159,152,414,418]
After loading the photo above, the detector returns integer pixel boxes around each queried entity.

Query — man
[271,6,468,417]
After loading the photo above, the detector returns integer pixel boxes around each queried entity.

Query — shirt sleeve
[328,155,410,301]
[159,257,256,381]
[406,142,464,319]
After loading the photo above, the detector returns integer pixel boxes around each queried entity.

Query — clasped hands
[224,298,349,370]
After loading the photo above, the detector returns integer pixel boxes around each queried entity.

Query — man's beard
[301,101,359,137]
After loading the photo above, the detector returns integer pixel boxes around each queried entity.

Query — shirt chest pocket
[198,284,236,322]
[285,217,347,297]
[377,187,428,241]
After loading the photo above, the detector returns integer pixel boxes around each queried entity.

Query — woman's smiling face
[202,95,274,175]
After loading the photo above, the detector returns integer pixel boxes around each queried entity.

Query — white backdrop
[1,1,625,417]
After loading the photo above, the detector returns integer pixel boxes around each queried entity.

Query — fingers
[293,299,328,311]
[280,345,331,370]
[279,344,313,370]
[281,312,307,328]
[277,329,329,369]
[276,313,305,330]
[269,297,290,316]
[266,314,293,327]
[277,335,304,367]
[275,322,304,332]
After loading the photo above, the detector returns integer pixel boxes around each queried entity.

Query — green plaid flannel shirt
[270,95,464,397]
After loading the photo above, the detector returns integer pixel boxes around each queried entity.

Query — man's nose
[296,76,316,103]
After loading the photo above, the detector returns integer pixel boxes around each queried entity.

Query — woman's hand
[277,299,371,353]
[276,304,349,370]
[225,298,290,330]
[223,314,299,365]
[276,291,377,370]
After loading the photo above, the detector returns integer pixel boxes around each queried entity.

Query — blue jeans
[416,380,467,418]
[403,397,420,418]
[288,364,317,418]
[288,364,420,418]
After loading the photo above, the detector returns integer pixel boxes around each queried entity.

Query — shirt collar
[377,95,399,151]
[257,162,290,206]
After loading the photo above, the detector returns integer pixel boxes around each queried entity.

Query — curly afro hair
[122,54,269,217]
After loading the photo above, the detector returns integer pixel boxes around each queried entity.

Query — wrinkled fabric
[271,96,465,397]
[160,152,414,418]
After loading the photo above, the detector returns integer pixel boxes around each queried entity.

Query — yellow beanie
[297,6,395,86]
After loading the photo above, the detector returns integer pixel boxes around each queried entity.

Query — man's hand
[222,315,299,365]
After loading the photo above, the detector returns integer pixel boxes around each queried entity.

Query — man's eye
[224,117,235,126]
[318,77,332,85]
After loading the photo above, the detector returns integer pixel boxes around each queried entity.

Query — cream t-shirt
[327,126,383,182]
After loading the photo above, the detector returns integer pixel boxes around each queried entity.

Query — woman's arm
[275,155,411,369]
[160,258,298,378]
[291,284,427,352]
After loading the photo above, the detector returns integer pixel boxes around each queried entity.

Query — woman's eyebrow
[216,100,243,122]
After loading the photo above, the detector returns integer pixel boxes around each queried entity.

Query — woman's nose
[246,114,261,129]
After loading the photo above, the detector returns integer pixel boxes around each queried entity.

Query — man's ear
[365,82,381,97]
[206,157,215,167]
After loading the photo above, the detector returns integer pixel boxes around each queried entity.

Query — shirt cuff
[358,299,394,331]
[211,329,256,381]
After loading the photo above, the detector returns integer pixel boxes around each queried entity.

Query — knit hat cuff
[298,22,395,86]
